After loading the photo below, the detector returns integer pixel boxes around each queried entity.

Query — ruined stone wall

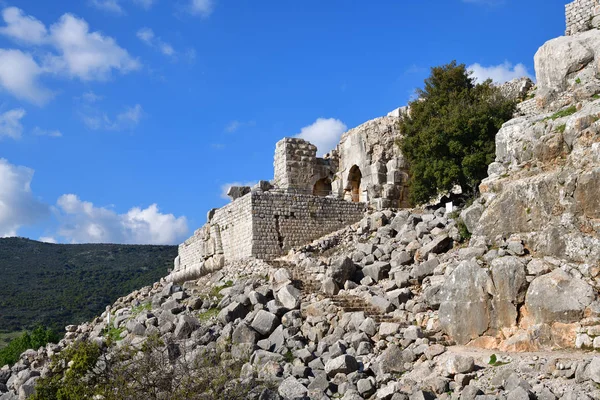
[333,116,410,209]
[177,194,254,271]
[251,192,366,260]
[273,138,318,192]
[565,0,598,35]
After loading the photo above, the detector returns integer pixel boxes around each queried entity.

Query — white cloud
[0,8,139,104]
[55,194,188,244]
[0,108,26,139]
[0,159,50,237]
[0,7,47,44]
[132,0,156,9]
[89,0,125,15]
[468,62,533,84]
[295,118,347,157]
[189,0,214,17]
[220,181,257,200]
[48,13,140,80]
[137,27,176,57]
[33,127,62,137]
[82,103,144,131]
[39,236,57,243]
[0,49,53,105]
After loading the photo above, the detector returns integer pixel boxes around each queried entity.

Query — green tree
[398,61,516,204]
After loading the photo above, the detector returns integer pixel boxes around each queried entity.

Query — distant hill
[0,238,177,337]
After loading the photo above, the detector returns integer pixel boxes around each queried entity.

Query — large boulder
[489,257,527,331]
[438,260,492,345]
[523,269,595,325]
[327,256,356,286]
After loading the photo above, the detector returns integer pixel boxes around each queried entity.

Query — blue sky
[0,0,567,244]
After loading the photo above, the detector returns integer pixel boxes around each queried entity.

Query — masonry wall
[177,194,254,270]
[273,138,318,192]
[250,192,366,260]
[566,0,598,35]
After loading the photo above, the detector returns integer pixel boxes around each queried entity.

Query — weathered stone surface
[218,301,248,324]
[327,257,356,286]
[276,285,301,310]
[489,257,527,330]
[278,376,308,399]
[459,203,484,234]
[524,269,594,324]
[324,355,359,377]
[362,262,391,282]
[251,310,280,336]
[439,260,492,345]
[415,234,453,261]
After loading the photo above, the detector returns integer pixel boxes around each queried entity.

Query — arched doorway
[347,166,362,202]
[313,177,332,197]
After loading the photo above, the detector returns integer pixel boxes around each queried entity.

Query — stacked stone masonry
[167,191,365,282]
[565,0,600,35]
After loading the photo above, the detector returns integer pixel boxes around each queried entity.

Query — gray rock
[357,378,375,397]
[126,320,146,336]
[525,268,594,324]
[232,323,260,344]
[218,301,248,324]
[587,357,600,384]
[173,315,199,339]
[489,256,527,330]
[278,376,308,399]
[324,354,359,377]
[276,285,301,310]
[415,234,453,261]
[321,277,339,295]
[439,260,493,345]
[506,386,531,400]
[251,310,280,336]
[362,262,391,282]
[411,258,439,281]
[446,354,475,375]
[459,203,484,234]
[328,257,357,286]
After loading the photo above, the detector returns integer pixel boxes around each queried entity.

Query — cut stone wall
[565,0,599,35]
[167,191,365,282]
[170,194,253,282]
[251,192,366,260]
[273,138,318,192]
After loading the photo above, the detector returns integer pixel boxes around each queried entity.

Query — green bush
[397,61,516,204]
[32,335,274,400]
[0,326,60,367]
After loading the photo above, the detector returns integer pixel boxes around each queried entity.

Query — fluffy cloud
[468,62,533,84]
[0,49,52,105]
[48,13,140,80]
[295,118,347,157]
[0,7,139,104]
[89,0,125,15]
[0,7,47,44]
[55,194,188,244]
[0,159,50,237]
[137,27,176,57]
[220,182,257,200]
[189,0,214,17]
[81,103,144,131]
[39,236,57,243]
[0,108,26,139]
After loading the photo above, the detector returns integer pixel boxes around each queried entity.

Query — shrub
[398,61,516,204]
[32,335,273,400]
[0,326,60,367]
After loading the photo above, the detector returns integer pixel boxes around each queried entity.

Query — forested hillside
[0,238,177,338]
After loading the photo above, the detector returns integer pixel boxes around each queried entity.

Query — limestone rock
[524,269,594,324]
[438,260,492,345]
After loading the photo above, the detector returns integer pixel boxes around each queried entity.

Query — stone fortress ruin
[167,58,539,284]
[565,0,600,35]
[167,112,414,283]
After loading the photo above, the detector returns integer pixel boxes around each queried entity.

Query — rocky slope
[3,208,600,399]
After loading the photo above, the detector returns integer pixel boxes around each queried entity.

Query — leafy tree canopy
[398,61,516,205]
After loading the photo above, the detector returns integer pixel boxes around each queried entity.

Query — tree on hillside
[398,61,516,205]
